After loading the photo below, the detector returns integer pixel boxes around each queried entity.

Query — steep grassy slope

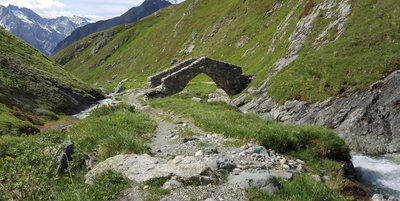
[53,0,400,104]
[0,27,103,135]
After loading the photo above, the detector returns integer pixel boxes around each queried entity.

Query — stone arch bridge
[148,57,254,96]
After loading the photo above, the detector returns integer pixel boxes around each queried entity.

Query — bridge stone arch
[148,57,254,96]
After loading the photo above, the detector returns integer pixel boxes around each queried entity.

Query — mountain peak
[0,5,92,55]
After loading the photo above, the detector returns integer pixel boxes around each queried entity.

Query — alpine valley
[1,0,400,200]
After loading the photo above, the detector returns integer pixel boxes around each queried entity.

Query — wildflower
[4,156,15,161]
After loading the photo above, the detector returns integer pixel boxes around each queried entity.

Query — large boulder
[85,154,216,185]
[54,140,74,173]
[228,173,279,195]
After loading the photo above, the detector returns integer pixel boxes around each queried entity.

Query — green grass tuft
[69,103,156,160]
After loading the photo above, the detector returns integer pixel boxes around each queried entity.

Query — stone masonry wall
[148,58,196,87]
[148,57,253,96]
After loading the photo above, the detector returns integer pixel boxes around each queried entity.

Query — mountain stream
[351,153,400,199]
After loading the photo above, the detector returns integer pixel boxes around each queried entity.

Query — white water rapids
[72,99,112,119]
[352,153,400,199]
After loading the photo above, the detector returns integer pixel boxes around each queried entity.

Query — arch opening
[183,73,218,95]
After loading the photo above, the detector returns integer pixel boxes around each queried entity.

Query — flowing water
[351,153,400,199]
[72,99,111,119]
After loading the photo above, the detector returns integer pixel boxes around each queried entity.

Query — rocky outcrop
[237,70,400,155]
[85,154,216,185]
[148,57,254,96]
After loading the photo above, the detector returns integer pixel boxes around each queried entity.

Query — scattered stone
[323,176,330,181]
[145,90,167,99]
[218,169,227,175]
[195,150,203,156]
[296,164,305,173]
[270,170,293,180]
[98,87,109,95]
[242,146,269,156]
[311,175,322,182]
[296,159,305,165]
[85,155,99,171]
[218,160,236,170]
[205,147,218,154]
[228,173,279,195]
[192,97,203,103]
[112,74,119,80]
[163,178,183,189]
[319,169,327,175]
[280,158,287,165]
[115,85,126,93]
[205,198,217,201]
[119,78,130,85]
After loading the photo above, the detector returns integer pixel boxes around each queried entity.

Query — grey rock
[115,85,126,93]
[311,175,322,182]
[218,160,236,170]
[205,147,218,154]
[280,158,287,165]
[270,170,293,180]
[85,154,216,185]
[323,176,330,181]
[112,74,119,80]
[243,146,269,156]
[296,164,305,173]
[192,97,203,103]
[205,198,217,201]
[228,173,279,195]
[98,87,109,95]
[54,140,74,173]
[119,78,130,85]
[195,150,203,156]
[162,179,183,189]
[85,155,99,171]
[204,158,236,171]
[145,90,167,99]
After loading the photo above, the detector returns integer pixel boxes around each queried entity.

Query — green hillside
[52,0,400,104]
[0,27,103,135]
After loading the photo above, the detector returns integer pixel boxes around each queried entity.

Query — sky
[0,0,185,21]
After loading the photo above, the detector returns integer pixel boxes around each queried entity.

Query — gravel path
[113,89,294,201]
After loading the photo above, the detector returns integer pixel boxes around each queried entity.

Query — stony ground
[109,88,307,201]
